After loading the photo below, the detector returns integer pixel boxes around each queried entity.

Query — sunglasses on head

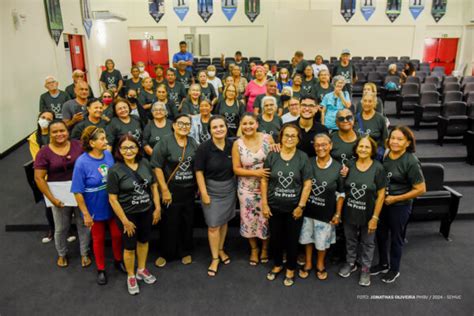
[337,115,354,122]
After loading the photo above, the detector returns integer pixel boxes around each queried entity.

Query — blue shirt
[321,91,351,130]
[172,51,194,71]
[71,151,115,221]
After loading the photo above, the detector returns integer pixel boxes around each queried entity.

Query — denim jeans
[51,206,90,257]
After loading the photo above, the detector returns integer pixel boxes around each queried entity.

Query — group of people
[30,47,426,295]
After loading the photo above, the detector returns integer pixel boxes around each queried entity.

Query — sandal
[249,247,259,266]
[207,258,220,277]
[219,249,231,265]
[260,248,269,264]
[316,268,328,281]
[81,255,92,268]
[284,271,295,287]
[181,255,193,265]
[298,266,312,279]
[266,266,283,281]
[57,256,68,268]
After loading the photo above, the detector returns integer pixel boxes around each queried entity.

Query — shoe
[97,270,107,285]
[127,276,140,295]
[260,248,269,264]
[370,263,390,276]
[298,267,311,279]
[81,255,92,268]
[316,268,328,281]
[218,249,231,265]
[249,247,259,266]
[67,235,76,243]
[359,267,371,287]
[266,266,283,281]
[114,261,127,274]
[154,257,167,268]
[284,270,295,287]
[297,254,306,266]
[42,231,53,244]
[207,258,220,277]
[181,255,192,265]
[381,270,400,284]
[136,268,157,284]
[57,256,68,268]
[338,262,357,278]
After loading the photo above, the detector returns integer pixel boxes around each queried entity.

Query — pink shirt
[244,80,267,112]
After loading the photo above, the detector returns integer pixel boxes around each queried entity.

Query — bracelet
[372,215,379,220]
[334,214,340,218]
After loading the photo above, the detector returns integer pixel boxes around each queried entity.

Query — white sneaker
[136,268,157,284]
[67,235,76,243]
[127,276,140,295]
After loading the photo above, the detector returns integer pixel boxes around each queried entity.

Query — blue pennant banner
[360,0,376,21]
[198,0,213,22]
[341,0,356,22]
[222,0,237,21]
[149,0,165,23]
[409,0,424,20]
[81,0,92,38]
[173,0,189,21]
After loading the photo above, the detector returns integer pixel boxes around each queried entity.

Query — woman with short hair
[321,75,351,131]
[189,99,213,145]
[302,64,318,98]
[244,65,267,112]
[100,59,123,95]
[143,102,173,156]
[331,109,358,166]
[231,65,248,96]
[197,70,217,104]
[257,96,282,142]
[180,84,202,116]
[314,69,333,104]
[106,98,143,151]
[214,84,245,138]
[138,77,157,112]
[354,83,384,115]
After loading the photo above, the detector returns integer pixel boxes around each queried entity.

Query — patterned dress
[236,134,271,239]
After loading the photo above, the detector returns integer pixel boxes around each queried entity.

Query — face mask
[280,95,291,102]
[38,118,50,129]
[127,96,137,104]
[280,74,288,80]
[138,66,145,72]
[102,97,113,105]
[208,71,215,77]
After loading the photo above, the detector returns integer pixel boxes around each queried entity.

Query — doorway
[130,39,170,78]
[66,34,88,80]
[423,38,459,75]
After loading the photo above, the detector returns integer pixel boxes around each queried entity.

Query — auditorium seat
[375,56,386,61]
[465,130,474,165]
[432,66,446,76]
[408,163,462,240]
[415,71,428,82]
[421,83,437,93]
[414,91,441,129]
[396,83,420,117]
[437,101,469,145]
[406,76,421,85]
[443,91,463,103]
[363,56,374,61]
[387,56,398,62]
[443,76,459,84]
[425,76,441,89]
[461,76,474,87]
[249,57,261,62]
[463,83,474,98]
[443,82,461,93]
[367,72,382,89]
[352,72,367,97]
[352,56,362,61]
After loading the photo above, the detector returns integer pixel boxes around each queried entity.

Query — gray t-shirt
[354,112,388,148]
[71,118,107,140]
[106,116,143,148]
[39,91,70,119]
[61,99,87,121]
[142,119,173,149]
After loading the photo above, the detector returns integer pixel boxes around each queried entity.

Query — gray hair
[281,86,293,97]
[332,75,346,86]
[313,133,332,143]
[261,95,277,109]
[44,75,57,83]
[388,64,397,71]
[336,108,353,117]
[152,101,168,115]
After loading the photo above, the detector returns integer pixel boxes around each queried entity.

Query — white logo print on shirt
[179,156,192,172]
[350,182,367,200]
[358,128,372,136]
[311,179,327,196]
[133,179,148,195]
[224,112,236,123]
[340,153,348,166]
[278,171,294,189]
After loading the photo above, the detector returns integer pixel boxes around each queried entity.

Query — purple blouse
[34,140,84,181]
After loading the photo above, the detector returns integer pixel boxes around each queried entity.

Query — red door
[437,38,458,75]
[423,38,438,64]
[68,35,87,80]
[130,39,169,78]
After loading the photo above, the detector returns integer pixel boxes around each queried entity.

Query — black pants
[116,209,153,250]
[269,211,303,270]
[376,204,411,272]
[159,197,195,260]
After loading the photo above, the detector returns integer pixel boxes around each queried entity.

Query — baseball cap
[341,49,351,55]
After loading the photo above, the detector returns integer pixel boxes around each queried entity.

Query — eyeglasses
[120,145,138,152]
[301,103,316,108]
[337,115,354,122]
[176,121,191,128]
[315,143,329,149]
[46,81,56,84]
[152,108,166,112]
[283,134,298,140]
[289,103,299,107]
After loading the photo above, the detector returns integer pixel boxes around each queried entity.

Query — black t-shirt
[257,115,282,142]
[354,112,388,148]
[138,90,157,108]
[264,150,312,212]
[153,78,168,90]
[301,77,319,98]
[330,132,357,166]
[200,84,217,103]
[181,99,200,115]
[150,134,198,192]
[383,152,424,206]
[343,160,386,226]
[215,99,246,137]
[332,62,357,93]
[106,116,143,148]
[166,82,187,109]
[65,84,94,99]
[355,97,384,115]
[142,119,173,149]
[100,69,123,89]
[176,70,193,90]
[294,60,309,75]
[254,94,283,112]
[194,138,234,181]
[289,118,329,157]
[305,158,344,222]
[71,118,107,140]
[107,160,156,214]
[314,83,334,103]
[39,91,71,119]
[125,78,143,94]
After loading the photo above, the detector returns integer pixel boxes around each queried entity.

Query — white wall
[0,0,472,153]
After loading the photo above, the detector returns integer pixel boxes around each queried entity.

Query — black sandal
[219,249,231,265]
[316,268,328,281]
[260,248,269,264]
[266,266,283,281]
[284,273,295,287]
[249,247,259,266]
[207,258,220,277]
[298,267,312,279]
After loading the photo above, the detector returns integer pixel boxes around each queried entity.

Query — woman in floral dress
[232,113,274,265]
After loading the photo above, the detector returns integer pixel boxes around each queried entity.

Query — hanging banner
[81,0,92,38]
[245,0,260,23]
[409,0,424,20]
[149,0,165,23]
[431,0,447,23]
[341,0,356,22]
[44,0,64,45]
[173,0,189,21]
[222,0,237,21]
[386,0,401,23]
[360,0,376,21]
[198,0,213,22]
